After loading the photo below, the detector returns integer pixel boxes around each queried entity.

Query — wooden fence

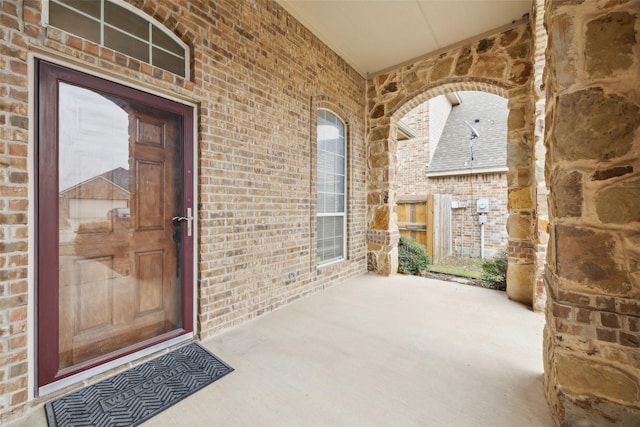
[397,194,452,263]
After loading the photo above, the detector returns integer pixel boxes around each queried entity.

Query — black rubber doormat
[45,343,233,427]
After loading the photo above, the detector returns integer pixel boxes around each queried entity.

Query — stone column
[532,0,549,312]
[544,0,640,424]
[367,83,399,275]
[505,85,538,307]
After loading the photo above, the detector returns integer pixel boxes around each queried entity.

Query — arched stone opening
[366,22,543,307]
[394,89,511,262]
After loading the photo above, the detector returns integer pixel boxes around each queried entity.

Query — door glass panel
[57,82,182,370]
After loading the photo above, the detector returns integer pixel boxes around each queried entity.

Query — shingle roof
[59,167,131,194]
[426,91,507,174]
[98,167,130,190]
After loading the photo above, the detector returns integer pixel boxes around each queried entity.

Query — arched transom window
[46,0,189,78]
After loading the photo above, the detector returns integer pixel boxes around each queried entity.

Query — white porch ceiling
[276,0,532,77]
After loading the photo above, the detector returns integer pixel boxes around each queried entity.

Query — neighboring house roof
[98,167,129,190]
[426,91,507,176]
[60,167,130,195]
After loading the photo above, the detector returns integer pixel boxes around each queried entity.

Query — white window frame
[43,0,190,79]
[317,108,347,266]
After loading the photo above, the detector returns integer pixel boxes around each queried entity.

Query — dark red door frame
[35,59,194,388]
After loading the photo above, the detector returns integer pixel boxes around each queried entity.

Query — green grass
[429,264,484,279]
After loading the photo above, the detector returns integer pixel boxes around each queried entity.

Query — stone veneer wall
[532,0,549,314]
[544,0,640,424]
[366,22,540,307]
[0,0,366,420]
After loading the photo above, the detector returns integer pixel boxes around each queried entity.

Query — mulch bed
[424,271,506,291]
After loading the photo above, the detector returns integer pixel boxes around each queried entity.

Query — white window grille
[46,0,189,78]
[317,109,346,265]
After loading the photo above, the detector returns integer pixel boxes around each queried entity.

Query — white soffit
[277,0,532,77]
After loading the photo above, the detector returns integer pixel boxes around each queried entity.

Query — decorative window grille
[47,0,189,78]
[317,109,347,265]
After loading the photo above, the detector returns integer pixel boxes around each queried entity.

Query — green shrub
[398,235,431,275]
[481,248,508,290]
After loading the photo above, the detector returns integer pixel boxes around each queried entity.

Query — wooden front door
[37,60,194,387]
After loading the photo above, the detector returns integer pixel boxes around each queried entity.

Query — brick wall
[395,95,451,197]
[400,101,429,136]
[396,137,430,196]
[396,101,430,197]
[428,173,508,258]
[0,0,366,420]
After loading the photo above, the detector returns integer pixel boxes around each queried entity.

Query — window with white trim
[47,0,189,78]
[317,109,346,265]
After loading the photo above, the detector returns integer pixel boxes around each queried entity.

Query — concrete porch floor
[11,273,554,426]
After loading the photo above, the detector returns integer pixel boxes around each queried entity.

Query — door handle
[172,207,193,237]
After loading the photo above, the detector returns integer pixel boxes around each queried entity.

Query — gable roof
[60,167,130,195]
[97,167,129,190]
[426,91,507,176]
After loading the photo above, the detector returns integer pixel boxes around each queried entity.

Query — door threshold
[38,333,194,397]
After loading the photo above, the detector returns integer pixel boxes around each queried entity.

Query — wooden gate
[397,196,428,249]
[397,194,452,263]
[431,194,452,263]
